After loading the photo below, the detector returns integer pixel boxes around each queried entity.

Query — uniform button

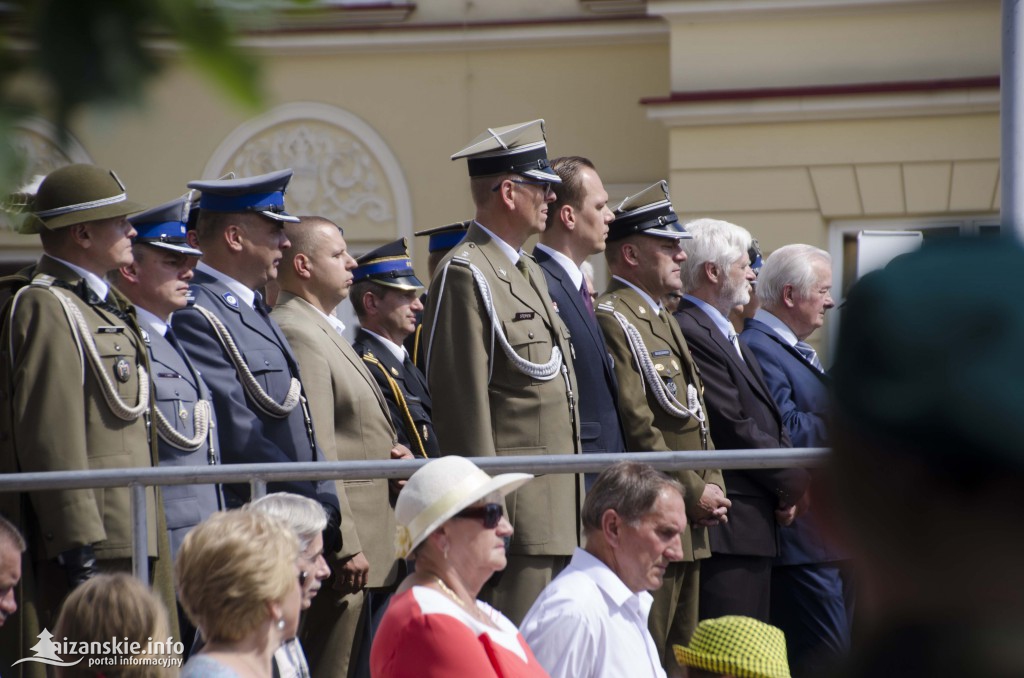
[174,391,180,397]
[468,243,476,248]
[264,360,270,366]
[528,331,535,339]
[114,344,121,351]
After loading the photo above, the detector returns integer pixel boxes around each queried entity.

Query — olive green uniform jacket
[422,223,582,557]
[0,256,169,676]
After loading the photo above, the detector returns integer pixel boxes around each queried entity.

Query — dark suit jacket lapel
[680,299,779,409]
[536,250,601,348]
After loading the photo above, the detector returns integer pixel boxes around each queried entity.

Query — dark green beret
[832,236,1024,469]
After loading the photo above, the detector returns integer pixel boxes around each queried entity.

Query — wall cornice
[644,77,1000,126]
[648,0,992,22]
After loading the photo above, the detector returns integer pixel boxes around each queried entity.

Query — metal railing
[0,447,828,584]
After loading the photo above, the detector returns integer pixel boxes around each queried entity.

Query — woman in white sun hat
[370,456,551,678]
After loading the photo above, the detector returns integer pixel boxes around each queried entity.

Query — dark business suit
[145,324,223,559]
[534,247,626,483]
[353,327,439,458]
[171,268,339,512]
[675,299,808,623]
[743,316,852,676]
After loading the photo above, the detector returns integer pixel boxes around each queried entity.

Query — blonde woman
[54,573,178,678]
[176,511,302,678]
[370,456,549,678]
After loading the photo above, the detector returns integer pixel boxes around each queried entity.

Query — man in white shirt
[520,461,687,678]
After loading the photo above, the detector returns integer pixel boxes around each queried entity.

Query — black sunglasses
[491,178,553,195]
[453,503,504,529]
[299,570,309,587]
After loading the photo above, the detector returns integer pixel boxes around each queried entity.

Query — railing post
[130,483,149,585]
[251,478,267,500]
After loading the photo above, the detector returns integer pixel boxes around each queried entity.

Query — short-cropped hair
[247,492,327,551]
[756,244,831,310]
[175,510,299,644]
[582,461,684,534]
[0,515,25,552]
[54,573,173,678]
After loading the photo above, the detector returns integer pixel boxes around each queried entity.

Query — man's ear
[782,283,797,308]
[560,204,576,231]
[69,223,91,248]
[703,260,720,285]
[118,261,140,284]
[495,179,516,210]
[224,223,245,252]
[601,508,623,548]
[292,252,312,279]
[622,242,641,268]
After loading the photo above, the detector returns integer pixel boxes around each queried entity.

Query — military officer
[351,239,439,458]
[594,181,730,675]
[422,119,582,624]
[405,220,469,367]
[114,194,223,559]
[0,164,165,673]
[272,216,411,678]
[170,170,341,550]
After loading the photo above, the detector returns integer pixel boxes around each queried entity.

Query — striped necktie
[795,340,823,372]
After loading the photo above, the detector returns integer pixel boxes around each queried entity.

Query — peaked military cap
[187,168,300,223]
[415,220,471,253]
[27,164,144,232]
[129,193,203,257]
[608,180,690,241]
[353,238,424,291]
[451,120,562,183]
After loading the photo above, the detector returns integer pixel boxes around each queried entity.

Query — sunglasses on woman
[454,503,504,529]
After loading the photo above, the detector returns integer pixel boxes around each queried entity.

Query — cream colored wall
[656,2,999,91]
[61,39,668,275]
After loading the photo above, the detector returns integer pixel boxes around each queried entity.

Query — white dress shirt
[520,548,667,678]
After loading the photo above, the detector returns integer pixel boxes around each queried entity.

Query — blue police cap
[129,194,203,257]
[353,238,424,291]
[186,168,300,223]
[414,220,471,254]
[608,181,691,242]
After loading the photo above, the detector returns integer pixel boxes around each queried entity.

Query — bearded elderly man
[674,218,809,624]
[521,462,686,678]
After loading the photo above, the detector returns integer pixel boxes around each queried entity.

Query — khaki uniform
[272,292,400,678]
[595,278,724,665]
[0,256,165,676]
[422,223,582,623]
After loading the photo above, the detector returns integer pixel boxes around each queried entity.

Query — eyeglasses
[453,503,504,529]
[491,178,553,195]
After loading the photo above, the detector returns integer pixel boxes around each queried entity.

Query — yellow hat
[673,616,791,678]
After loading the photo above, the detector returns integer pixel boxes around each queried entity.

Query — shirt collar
[135,307,168,337]
[571,548,649,615]
[612,276,663,316]
[754,309,798,347]
[47,255,109,301]
[535,243,584,290]
[683,294,735,340]
[361,328,407,363]
[197,261,256,309]
[476,221,523,267]
[311,304,346,337]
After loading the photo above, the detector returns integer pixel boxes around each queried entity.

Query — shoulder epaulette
[30,273,56,288]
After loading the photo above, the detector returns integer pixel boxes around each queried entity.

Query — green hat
[26,164,144,232]
[832,237,1024,470]
[673,616,791,678]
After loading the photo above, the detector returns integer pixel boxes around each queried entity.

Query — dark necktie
[579,279,595,318]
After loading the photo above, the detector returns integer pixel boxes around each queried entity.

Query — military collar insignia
[222,292,239,308]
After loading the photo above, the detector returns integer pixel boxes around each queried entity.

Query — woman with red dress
[370,456,551,678]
